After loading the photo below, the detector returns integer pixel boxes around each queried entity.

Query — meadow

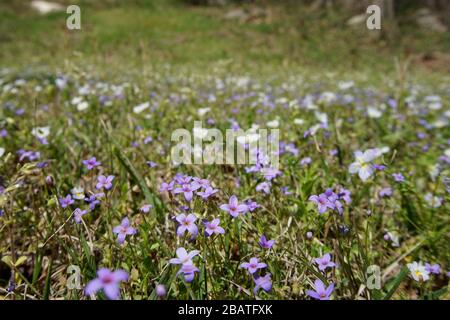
[0,0,449,300]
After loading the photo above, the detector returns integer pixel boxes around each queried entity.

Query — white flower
[266,119,279,128]
[71,187,85,200]
[71,96,83,105]
[424,193,442,208]
[77,101,89,111]
[197,108,210,117]
[0,147,5,158]
[338,81,354,90]
[348,149,378,181]
[294,118,305,126]
[31,126,50,139]
[55,78,67,89]
[367,107,382,118]
[433,118,448,128]
[407,261,430,282]
[133,102,149,114]
[314,112,328,125]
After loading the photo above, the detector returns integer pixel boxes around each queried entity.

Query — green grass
[1,0,449,76]
[0,0,449,301]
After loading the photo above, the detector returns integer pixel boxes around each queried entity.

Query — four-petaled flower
[348,149,378,181]
[309,194,334,214]
[307,279,334,300]
[59,195,74,208]
[197,186,219,200]
[113,217,136,244]
[175,213,198,237]
[240,257,267,274]
[169,247,200,265]
[73,208,88,224]
[220,195,248,218]
[259,235,275,249]
[96,175,115,190]
[173,183,200,202]
[253,273,272,295]
[407,261,430,282]
[203,218,225,236]
[425,263,441,275]
[84,268,129,300]
[177,261,200,283]
[392,173,405,183]
[82,157,101,170]
[314,253,336,271]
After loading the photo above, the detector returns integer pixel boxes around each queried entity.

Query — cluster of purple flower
[169,247,201,282]
[160,174,218,202]
[308,187,351,214]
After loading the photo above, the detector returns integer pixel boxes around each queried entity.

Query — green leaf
[382,266,409,300]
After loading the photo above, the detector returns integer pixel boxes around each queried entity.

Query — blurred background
[0,0,449,75]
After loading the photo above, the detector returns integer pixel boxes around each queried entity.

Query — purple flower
[261,167,281,181]
[337,188,352,204]
[192,178,210,189]
[204,218,225,236]
[175,213,198,237]
[301,157,312,166]
[84,268,129,300]
[155,284,166,297]
[314,253,336,271]
[240,257,267,274]
[379,187,392,198]
[392,173,405,183]
[169,247,200,265]
[112,217,136,244]
[146,161,157,168]
[174,174,192,185]
[309,194,334,214]
[96,175,115,190]
[159,181,174,193]
[197,186,219,200]
[307,279,334,300]
[306,231,313,239]
[85,193,103,210]
[256,182,271,194]
[73,208,88,224]
[59,195,74,208]
[425,263,441,275]
[144,136,153,144]
[374,164,386,171]
[177,262,200,282]
[281,186,292,195]
[18,149,40,162]
[253,273,272,294]
[173,183,200,202]
[82,157,101,170]
[220,195,248,218]
[245,200,260,212]
[138,204,152,213]
[259,235,275,249]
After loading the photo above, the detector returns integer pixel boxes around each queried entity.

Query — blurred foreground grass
[0,0,449,77]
